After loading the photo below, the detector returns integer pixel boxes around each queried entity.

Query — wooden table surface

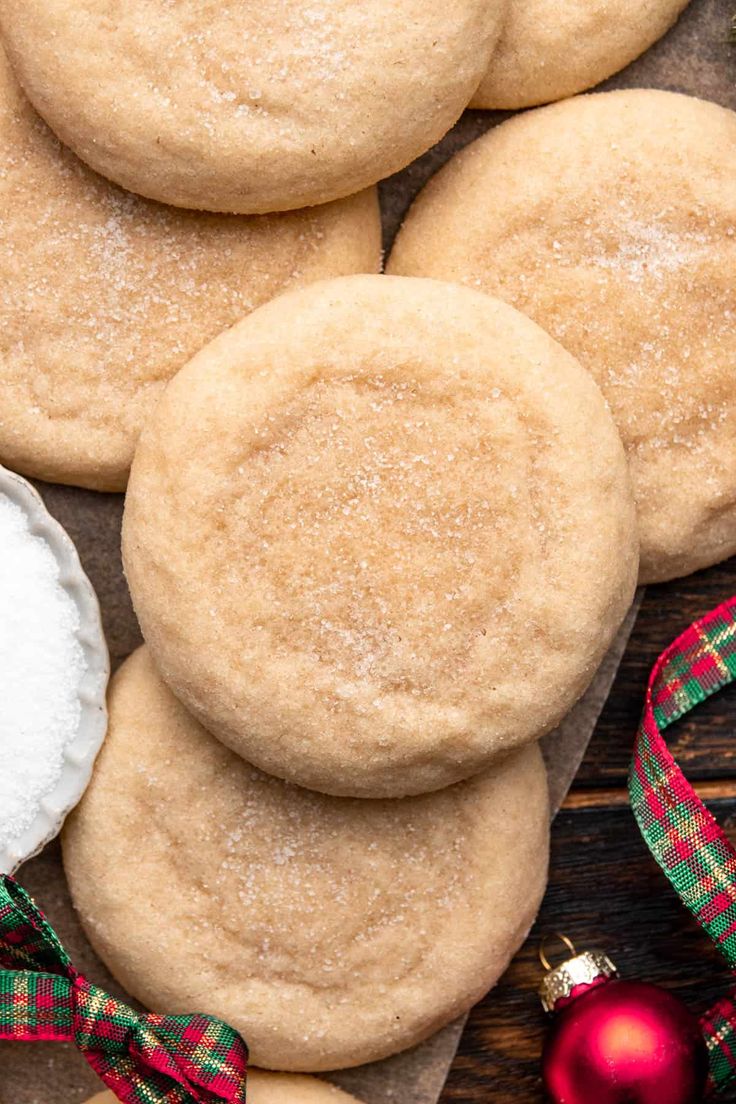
[0,4,731,1104]
[428,5,736,1097]
[441,558,736,1102]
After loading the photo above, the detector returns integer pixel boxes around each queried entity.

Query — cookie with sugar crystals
[0,46,380,491]
[83,1070,361,1104]
[0,0,506,214]
[64,647,551,1072]
[122,274,637,798]
[390,90,736,583]
[472,0,691,109]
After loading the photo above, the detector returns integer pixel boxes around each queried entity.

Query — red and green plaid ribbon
[0,874,248,1103]
[629,596,736,1094]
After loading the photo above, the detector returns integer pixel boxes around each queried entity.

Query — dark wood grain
[3,2,734,1103]
[579,557,736,790]
[444,800,736,1103]
[438,4,736,1087]
[444,555,736,1102]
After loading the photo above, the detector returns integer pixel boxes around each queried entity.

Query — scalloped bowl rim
[0,466,109,874]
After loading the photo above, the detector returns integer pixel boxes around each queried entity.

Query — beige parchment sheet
[0,478,640,1104]
[0,2,731,1100]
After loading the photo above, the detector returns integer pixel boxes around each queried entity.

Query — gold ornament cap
[538,935,617,1013]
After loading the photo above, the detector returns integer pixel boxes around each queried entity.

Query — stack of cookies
[0,1,733,1100]
[69,274,637,1073]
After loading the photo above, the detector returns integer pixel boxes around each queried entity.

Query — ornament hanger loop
[539,933,577,973]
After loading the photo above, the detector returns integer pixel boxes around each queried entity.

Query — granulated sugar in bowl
[0,466,108,873]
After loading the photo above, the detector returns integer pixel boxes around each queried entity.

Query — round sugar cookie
[83,1070,360,1104]
[64,647,550,1072]
[123,274,638,798]
[472,0,690,109]
[0,1,506,215]
[389,90,736,583]
[0,47,380,492]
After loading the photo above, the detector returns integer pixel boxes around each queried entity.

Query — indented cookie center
[482,204,736,455]
[219,376,535,691]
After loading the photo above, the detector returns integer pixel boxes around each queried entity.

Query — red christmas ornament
[539,936,708,1104]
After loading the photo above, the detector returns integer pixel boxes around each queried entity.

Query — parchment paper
[330,598,642,1104]
[0,486,639,1104]
[0,1,731,1100]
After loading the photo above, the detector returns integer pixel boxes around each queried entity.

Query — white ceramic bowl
[0,466,109,874]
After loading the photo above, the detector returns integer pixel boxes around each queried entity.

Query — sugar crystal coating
[0,46,380,490]
[123,275,638,798]
[0,494,85,853]
[390,90,736,583]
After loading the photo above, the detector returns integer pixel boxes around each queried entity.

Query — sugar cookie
[0,1,506,214]
[472,0,690,109]
[83,1070,360,1104]
[0,48,380,491]
[123,275,638,797]
[64,648,550,1072]
[390,90,736,583]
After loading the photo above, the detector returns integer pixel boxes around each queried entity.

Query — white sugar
[589,216,709,284]
[0,494,85,851]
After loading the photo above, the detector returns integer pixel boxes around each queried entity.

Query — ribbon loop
[629,596,736,1094]
[0,873,72,976]
[630,600,736,966]
[0,875,248,1104]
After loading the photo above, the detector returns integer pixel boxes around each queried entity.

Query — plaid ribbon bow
[0,875,248,1103]
[629,596,736,1094]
